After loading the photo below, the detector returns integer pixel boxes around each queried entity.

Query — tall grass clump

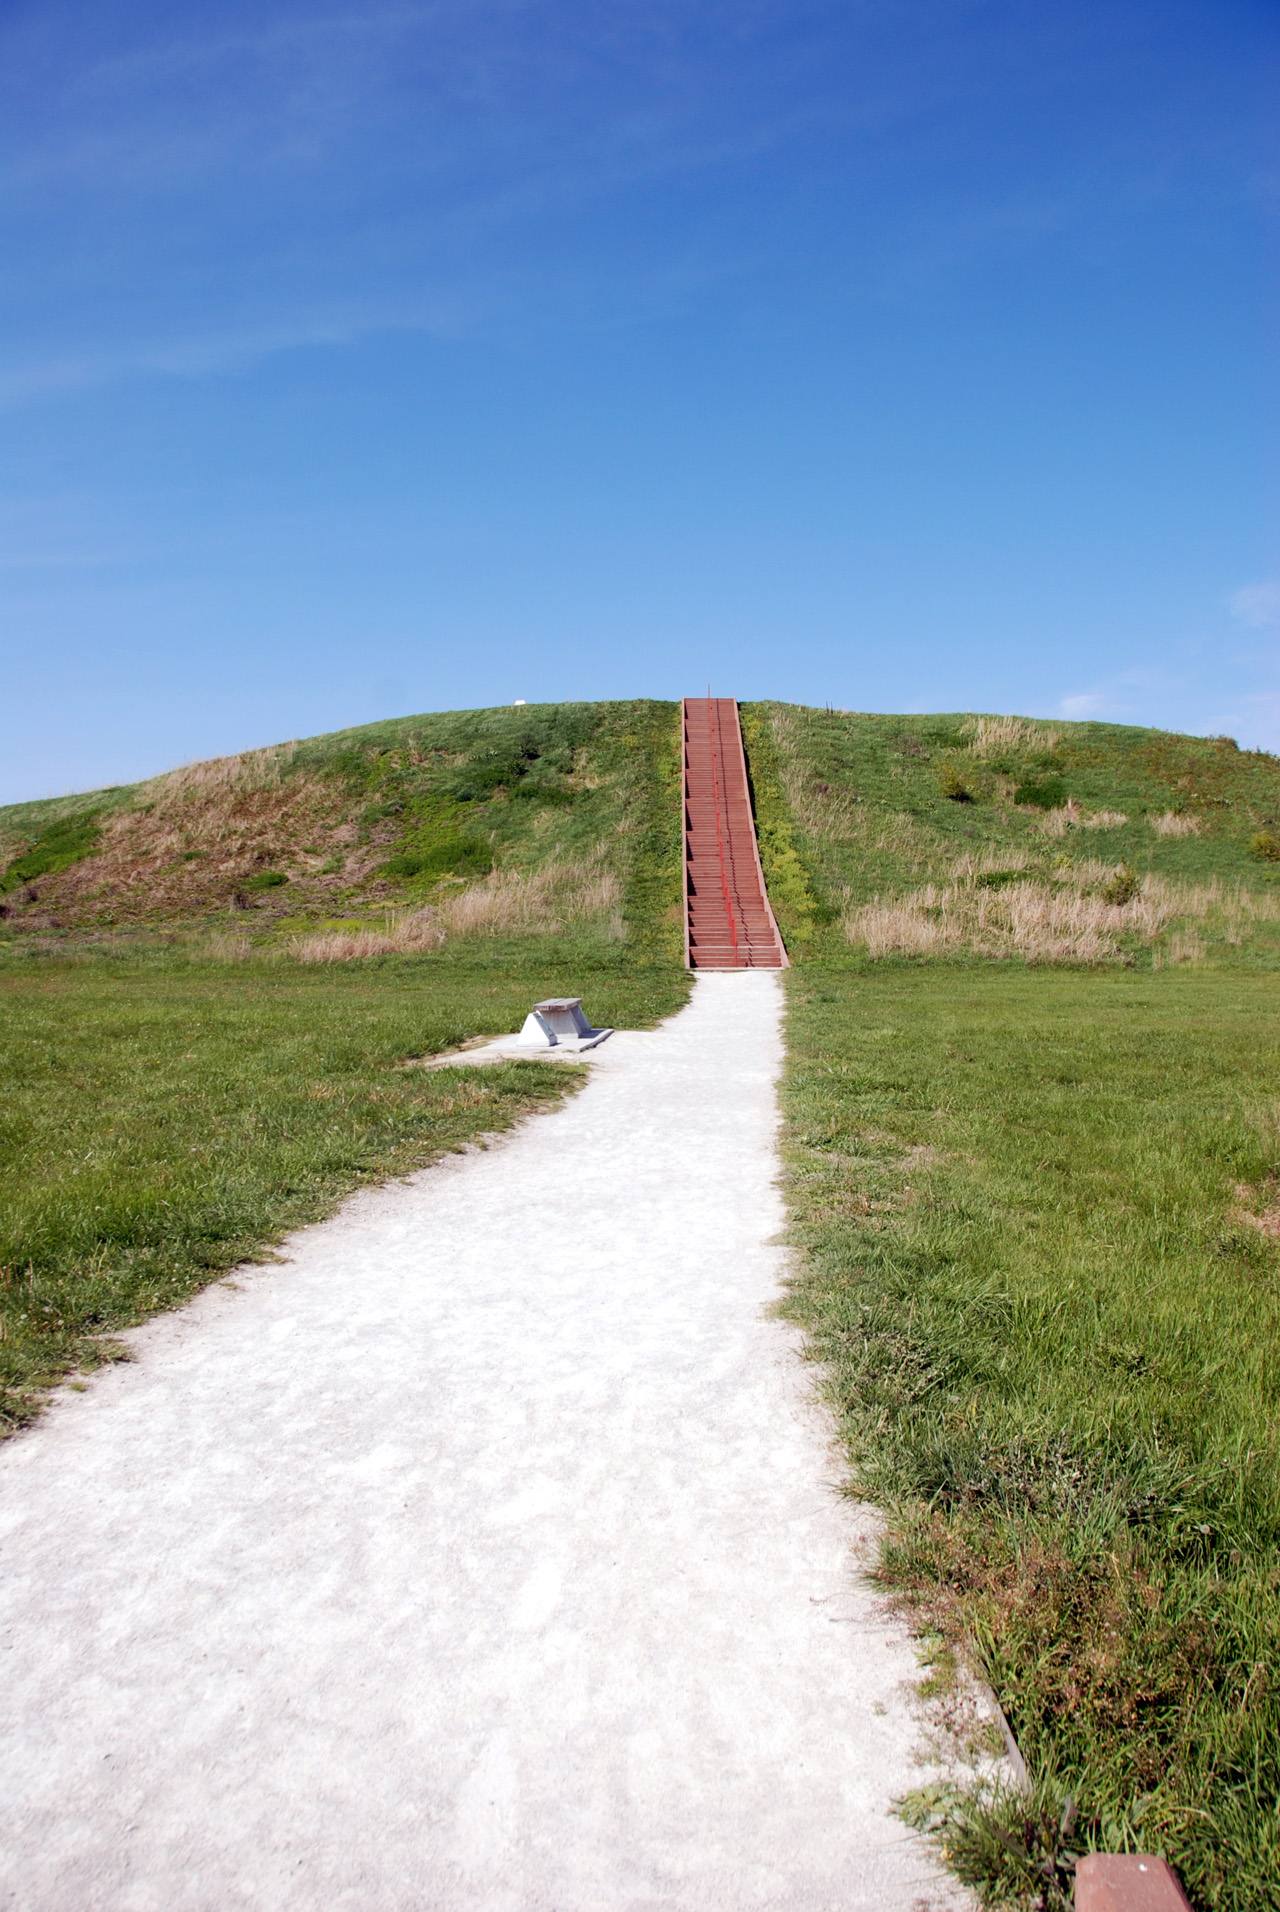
[962,715,1061,757]
[1149,810,1203,837]
[292,859,623,961]
[843,868,1278,966]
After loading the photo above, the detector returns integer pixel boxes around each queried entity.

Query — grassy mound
[9,697,1280,1900]
[0,699,684,963]
[741,704,1280,969]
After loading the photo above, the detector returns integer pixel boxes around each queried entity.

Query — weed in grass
[1099,865,1140,906]
[939,763,974,803]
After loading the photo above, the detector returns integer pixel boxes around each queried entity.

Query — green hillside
[0,699,684,962]
[7,698,1280,970]
[742,704,1280,968]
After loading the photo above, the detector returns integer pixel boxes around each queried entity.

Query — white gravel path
[0,970,973,1912]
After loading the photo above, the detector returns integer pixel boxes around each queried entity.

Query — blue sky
[1,0,1276,801]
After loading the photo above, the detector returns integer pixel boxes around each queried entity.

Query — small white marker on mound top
[418,998,613,1069]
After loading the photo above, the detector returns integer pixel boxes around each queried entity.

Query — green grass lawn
[780,959,1280,1909]
[0,942,689,1429]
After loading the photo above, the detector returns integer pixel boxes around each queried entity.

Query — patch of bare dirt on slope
[2,749,396,930]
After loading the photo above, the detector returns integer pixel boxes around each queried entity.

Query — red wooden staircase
[682,698,788,970]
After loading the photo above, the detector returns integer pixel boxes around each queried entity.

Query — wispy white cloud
[1229,580,1280,629]
[1057,690,1115,719]
[0,301,459,409]
[2,0,1227,416]
[1055,651,1280,753]
[0,0,834,409]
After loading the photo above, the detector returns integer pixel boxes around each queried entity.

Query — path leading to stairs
[0,973,971,1912]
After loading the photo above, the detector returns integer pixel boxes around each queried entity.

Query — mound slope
[0,700,682,961]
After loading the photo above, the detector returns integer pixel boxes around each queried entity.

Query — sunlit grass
[779,961,1280,1909]
[0,946,689,1428]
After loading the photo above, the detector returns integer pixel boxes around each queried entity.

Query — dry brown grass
[292,858,623,961]
[842,869,1268,965]
[13,747,366,926]
[143,744,301,798]
[946,847,1033,881]
[1037,803,1133,837]
[294,912,446,962]
[1036,800,1084,837]
[1232,1180,1280,1238]
[204,932,254,962]
[436,860,621,937]
[1148,810,1202,837]
[1163,931,1206,965]
[961,714,1061,757]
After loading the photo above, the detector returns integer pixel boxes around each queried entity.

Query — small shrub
[1014,776,1067,811]
[938,763,973,803]
[1250,831,1280,862]
[243,871,288,892]
[1100,865,1140,906]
